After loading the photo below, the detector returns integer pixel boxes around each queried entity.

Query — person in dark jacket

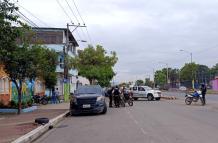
[107,87,114,107]
[113,86,121,108]
[200,83,207,105]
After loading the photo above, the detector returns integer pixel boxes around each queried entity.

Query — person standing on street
[113,86,121,108]
[200,83,207,105]
[55,88,60,103]
[107,87,114,107]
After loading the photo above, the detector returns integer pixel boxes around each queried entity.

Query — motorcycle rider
[200,83,207,105]
[113,86,121,108]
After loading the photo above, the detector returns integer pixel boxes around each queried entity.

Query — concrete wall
[212,79,218,91]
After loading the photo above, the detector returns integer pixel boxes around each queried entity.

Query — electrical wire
[64,0,88,42]
[56,0,74,23]
[15,11,39,27]
[64,0,80,24]
[71,0,94,45]
[13,0,50,27]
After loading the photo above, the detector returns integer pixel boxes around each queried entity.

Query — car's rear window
[75,86,102,95]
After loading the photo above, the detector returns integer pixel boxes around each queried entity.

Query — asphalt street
[164,91,218,102]
[35,93,218,143]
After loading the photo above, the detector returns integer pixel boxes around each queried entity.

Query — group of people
[107,86,130,108]
[51,88,60,104]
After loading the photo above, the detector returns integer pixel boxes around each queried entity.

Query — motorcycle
[185,90,204,105]
[32,95,48,105]
[124,92,133,106]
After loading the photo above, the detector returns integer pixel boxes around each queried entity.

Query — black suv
[70,85,107,115]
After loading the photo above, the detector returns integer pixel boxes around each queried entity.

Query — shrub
[10,100,18,108]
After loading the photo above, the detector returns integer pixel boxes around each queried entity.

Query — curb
[161,96,177,100]
[11,110,69,143]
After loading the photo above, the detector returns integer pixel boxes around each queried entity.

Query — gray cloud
[19,0,218,82]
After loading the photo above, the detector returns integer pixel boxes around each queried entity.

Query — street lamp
[180,49,192,63]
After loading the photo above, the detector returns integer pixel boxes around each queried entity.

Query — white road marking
[125,109,148,136]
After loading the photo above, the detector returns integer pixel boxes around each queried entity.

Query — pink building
[212,76,218,91]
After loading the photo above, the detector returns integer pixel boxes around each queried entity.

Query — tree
[168,68,179,87]
[0,1,58,113]
[30,45,58,94]
[210,63,218,79]
[0,0,27,114]
[144,78,153,87]
[72,45,118,87]
[135,80,144,86]
[196,64,209,84]
[154,70,166,87]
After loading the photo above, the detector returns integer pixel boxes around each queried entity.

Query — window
[0,78,9,94]
[4,78,9,93]
[0,78,3,94]
[133,87,137,91]
[138,87,145,91]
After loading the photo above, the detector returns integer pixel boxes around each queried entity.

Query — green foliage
[144,78,154,87]
[0,0,58,113]
[155,70,166,86]
[29,45,58,89]
[180,63,198,82]
[72,45,118,87]
[210,63,218,78]
[135,80,144,86]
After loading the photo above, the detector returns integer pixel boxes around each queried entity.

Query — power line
[16,11,39,27]
[64,0,88,42]
[13,0,50,27]
[71,0,93,44]
[64,0,80,24]
[72,0,85,24]
[65,0,88,41]
[56,0,73,23]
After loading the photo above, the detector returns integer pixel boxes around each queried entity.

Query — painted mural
[11,80,34,103]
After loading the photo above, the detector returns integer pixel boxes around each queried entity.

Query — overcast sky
[17,0,218,82]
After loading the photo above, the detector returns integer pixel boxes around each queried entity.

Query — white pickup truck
[130,86,161,101]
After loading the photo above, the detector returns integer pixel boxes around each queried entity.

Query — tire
[185,97,192,105]
[102,105,107,114]
[133,97,138,101]
[147,94,154,101]
[128,100,133,106]
[41,99,48,105]
[35,117,49,125]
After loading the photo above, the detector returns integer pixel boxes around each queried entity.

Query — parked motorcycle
[32,95,48,105]
[124,92,133,106]
[185,90,204,105]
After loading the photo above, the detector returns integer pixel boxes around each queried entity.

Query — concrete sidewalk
[0,103,69,143]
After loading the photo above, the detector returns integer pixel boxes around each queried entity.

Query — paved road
[163,91,218,102]
[35,98,218,143]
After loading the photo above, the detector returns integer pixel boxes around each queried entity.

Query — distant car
[179,86,187,91]
[70,85,107,115]
[130,86,161,101]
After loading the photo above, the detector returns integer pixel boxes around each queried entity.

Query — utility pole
[64,23,86,82]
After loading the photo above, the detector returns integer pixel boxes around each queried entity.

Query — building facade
[30,27,79,101]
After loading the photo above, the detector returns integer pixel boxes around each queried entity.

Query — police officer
[107,87,114,107]
[200,83,207,105]
[113,86,121,108]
